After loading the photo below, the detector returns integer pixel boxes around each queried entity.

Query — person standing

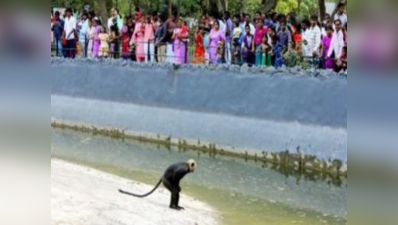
[144,16,155,62]
[154,14,167,63]
[98,26,109,59]
[320,25,334,69]
[172,18,189,64]
[208,20,226,64]
[63,8,77,58]
[77,13,89,57]
[92,18,101,58]
[108,8,122,31]
[327,19,345,68]
[334,3,347,26]
[232,14,242,65]
[302,15,321,58]
[86,19,95,58]
[130,17,146,62]
[223,11,233,64]
[277,18,291,52]
[241,25,255,65]
[51,11,64,57]
[193,27,205,64]
[121,17,131,59]
[254,20,267,66]
[165,16,176,63]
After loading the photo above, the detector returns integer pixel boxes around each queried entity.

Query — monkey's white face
[187,159,197,173]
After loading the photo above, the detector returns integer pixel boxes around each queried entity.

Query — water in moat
[51,128,347,225]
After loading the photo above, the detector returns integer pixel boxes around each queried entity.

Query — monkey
[119,159,197,210]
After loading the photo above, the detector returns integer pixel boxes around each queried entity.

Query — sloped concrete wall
[51,59,347,162]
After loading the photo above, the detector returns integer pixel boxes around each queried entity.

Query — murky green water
[51,128,347,225]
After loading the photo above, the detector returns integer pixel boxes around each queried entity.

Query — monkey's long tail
[119,179,162,198]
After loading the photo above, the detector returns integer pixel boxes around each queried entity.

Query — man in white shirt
[327,19,345,60]
[302,15,321,58]
[77,13,89,57]
[63,8,76,58]
[334,3,347,26]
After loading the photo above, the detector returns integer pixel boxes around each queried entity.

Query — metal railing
[51,39,328,70]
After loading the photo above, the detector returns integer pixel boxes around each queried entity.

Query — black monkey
[119,159,197,210]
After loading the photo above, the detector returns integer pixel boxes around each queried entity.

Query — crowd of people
[51,3,347,72]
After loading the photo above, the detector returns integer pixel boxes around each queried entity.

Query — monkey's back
[163,162,190,184]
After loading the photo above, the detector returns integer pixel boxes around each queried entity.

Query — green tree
[275,0,298,15]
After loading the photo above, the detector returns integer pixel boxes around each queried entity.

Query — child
[121,18,131,59]
[131,21,146,62]
[193,27,205,64]
[86,19,96,58]
[203,27,211,65]
[232,20,242,65]
[177,21,189,50]
[272,37,284,68]
[254,20,267,66]
[335,46,347,72]
[259,35,272,67]
[241,25,255,65]
[108,25,116,59]
[98,26,109,58]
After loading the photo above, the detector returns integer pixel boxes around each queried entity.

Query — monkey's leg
[175,191,185,210]
[162,178,177,209]
[170,190,180,210]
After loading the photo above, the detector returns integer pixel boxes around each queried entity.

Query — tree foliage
[53,0,324,19]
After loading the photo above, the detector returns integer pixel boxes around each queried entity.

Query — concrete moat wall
[51,59,347,168]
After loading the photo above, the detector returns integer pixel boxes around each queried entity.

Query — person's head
[337,3,346,14]
[88,11,95,20]
[245,14,251,23]
[232,14,240,24]
[334,19,342,31]
[256,19,264,29]
[280,18,287,31]
[113,8,119,17]
[177,18,183,28]
[54,11,60,19]
[92,18,98,26]
[159,14,166,23]
[342,46,347,56]
[65,8,72,18]
[255,11,261,21]
[301,19,310,31]
[245,25,251,35]
[213,20,220,30]
[310,14,319,27]
[100,26,106,33]
[140,16,145,24]
[323,13,331,25]
[326,25,334,37]
[271,12,278,22]
[224,11,230,20]
[262,35,268,44]
[82,13,88,21]
[88,19,93,27]
[268,26,276,36]
[287,13,296,26]
[146,15,152,23]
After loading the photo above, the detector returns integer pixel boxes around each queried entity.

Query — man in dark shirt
[154,14,167,63]
[51,11,64,57]
[277,18,291,52]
